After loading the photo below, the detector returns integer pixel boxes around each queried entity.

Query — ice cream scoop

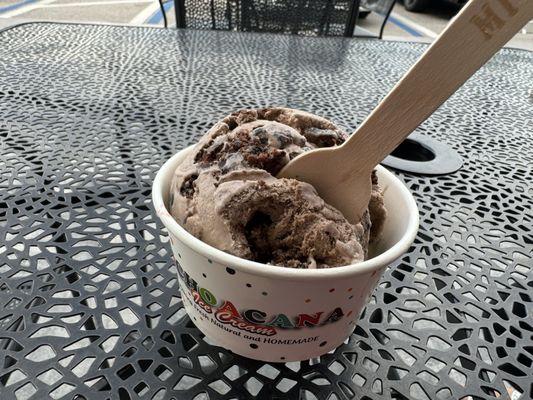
[278,0,533,224]
[169,108,387,268]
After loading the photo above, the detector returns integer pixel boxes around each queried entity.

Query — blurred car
[402,0,468,12]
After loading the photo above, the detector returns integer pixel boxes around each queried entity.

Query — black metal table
[0,23,531,400]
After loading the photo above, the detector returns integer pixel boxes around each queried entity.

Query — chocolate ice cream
[170,108,386,268]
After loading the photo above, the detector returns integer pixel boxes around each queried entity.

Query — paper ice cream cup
[153,146,419,362]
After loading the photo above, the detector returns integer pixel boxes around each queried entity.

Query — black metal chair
[173,0,361,37]
[172,0,395,38]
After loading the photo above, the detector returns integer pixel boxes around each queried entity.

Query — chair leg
[345,0,360,37]
[378,0,396,39]
[174,0,186,28]
[210,0,216,29]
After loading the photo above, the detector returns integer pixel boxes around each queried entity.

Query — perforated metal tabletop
[0,23,532,400]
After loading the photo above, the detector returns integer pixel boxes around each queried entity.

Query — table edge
[0,20,530,53]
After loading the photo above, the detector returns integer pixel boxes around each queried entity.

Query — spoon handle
[344,0,533,166]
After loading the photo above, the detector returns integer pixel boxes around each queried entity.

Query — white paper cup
[153,146,418,362]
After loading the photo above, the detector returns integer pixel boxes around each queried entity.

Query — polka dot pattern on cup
[226,267,235,275]
[250,343,258,349]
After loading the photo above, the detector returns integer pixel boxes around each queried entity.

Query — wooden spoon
[278,0,533,224]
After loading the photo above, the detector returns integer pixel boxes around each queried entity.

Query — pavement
[0,0,531,50]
